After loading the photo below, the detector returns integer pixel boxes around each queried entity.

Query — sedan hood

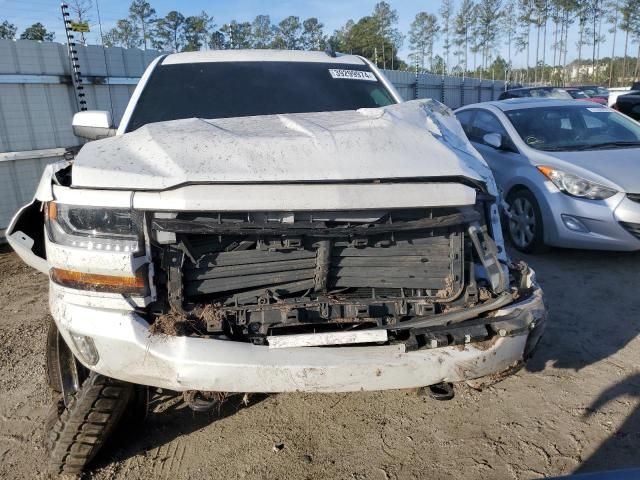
[545,148,640,193]
[72,100,489,190]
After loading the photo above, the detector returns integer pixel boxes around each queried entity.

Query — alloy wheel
[508,196,536,249]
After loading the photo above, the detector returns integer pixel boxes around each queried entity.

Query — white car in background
[7,50,546,474]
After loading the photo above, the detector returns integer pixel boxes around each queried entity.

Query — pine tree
[439,0,455,74]
[409,12,440,72]
[128,0,156,50]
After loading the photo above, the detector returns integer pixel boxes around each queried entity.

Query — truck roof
[162,49,366,65]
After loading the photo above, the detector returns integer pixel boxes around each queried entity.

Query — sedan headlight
[46,203,141,253]
[537,166,617,200]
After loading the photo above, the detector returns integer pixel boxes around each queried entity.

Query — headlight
[46,203,140,252]
[537,166,617,200]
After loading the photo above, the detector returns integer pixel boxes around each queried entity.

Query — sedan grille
[620,221,640,240]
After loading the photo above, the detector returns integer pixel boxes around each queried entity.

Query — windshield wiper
[537,146,577,151]
[573,141,640,151]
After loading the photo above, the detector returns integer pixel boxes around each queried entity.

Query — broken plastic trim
[378,292,513,331]
[467,222,507,294]
[152,210,480,236]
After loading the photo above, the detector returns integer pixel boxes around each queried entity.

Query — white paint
[72,110,112,129]
[34,160,71,201]
[52,185,132,208]
[5,160,69,273]
[162,50,366,65]
[50,281,149,310]
[116,54,165,136]
[75,100,485,190]
[46,236,146,277]
[268,330,389,349]
[50,282,545,392]
[357,56,404,104]
[7,229,48,273]
[133,183,476,211]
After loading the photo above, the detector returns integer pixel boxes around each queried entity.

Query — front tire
[506,189,548,253]
[45,374,135,475]
[45,319,138,475]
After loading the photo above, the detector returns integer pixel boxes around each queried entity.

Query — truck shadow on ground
[512,247,640,373]
[575,373,640,474]
[512,247,640,473]
[95,392,270,470]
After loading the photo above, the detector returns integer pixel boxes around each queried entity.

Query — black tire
[44,318,140,475]
[45,372,135,475]
[505,189,549,254]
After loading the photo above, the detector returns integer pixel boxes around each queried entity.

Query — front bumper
[540,190,640,251]
[51,276,546,393]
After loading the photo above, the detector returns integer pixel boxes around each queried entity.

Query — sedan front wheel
[506,189,548,253]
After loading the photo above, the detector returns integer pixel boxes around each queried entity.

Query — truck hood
[72,99,490,190]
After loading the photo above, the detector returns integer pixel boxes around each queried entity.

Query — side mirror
[72,111,116,140]
[483,133,503,149]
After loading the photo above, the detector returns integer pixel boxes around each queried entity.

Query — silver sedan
[455,99,640,253]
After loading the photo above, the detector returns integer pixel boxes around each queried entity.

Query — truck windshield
[126,61,396,132]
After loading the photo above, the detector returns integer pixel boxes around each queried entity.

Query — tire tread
[45,373,134,475]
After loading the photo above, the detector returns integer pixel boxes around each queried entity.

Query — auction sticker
[329,69,377,81]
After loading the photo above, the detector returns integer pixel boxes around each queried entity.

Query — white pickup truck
[7,50,546,474]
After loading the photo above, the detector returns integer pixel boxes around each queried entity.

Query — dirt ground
[0,243,639,480]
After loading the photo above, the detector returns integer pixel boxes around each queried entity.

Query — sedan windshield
[126,61,396,131]
[505,105,640,151]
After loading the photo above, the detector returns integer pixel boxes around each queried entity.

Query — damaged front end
[7,99,546,393]
[145,192,542,357]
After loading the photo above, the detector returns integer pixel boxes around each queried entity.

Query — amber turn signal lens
[50,267,147,294]
[536,166,554,179]
[47,202,58,221]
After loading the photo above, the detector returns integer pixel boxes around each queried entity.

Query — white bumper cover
[51,281,546,393]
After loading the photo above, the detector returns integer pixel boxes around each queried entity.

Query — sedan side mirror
[72,111,117,140]
[483,133,503,149]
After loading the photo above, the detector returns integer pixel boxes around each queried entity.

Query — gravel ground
[0,243,639,479]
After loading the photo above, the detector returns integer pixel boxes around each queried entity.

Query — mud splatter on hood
[72,99,489,191]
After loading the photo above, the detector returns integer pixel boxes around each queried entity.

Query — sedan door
[459,109,523,188]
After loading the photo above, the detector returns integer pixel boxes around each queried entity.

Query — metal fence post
[441,76,445,103]
[460,79,465,107]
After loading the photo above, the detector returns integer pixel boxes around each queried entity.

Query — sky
[0,0,604,69]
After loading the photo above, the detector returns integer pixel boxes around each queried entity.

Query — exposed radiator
[181,230,464,304]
